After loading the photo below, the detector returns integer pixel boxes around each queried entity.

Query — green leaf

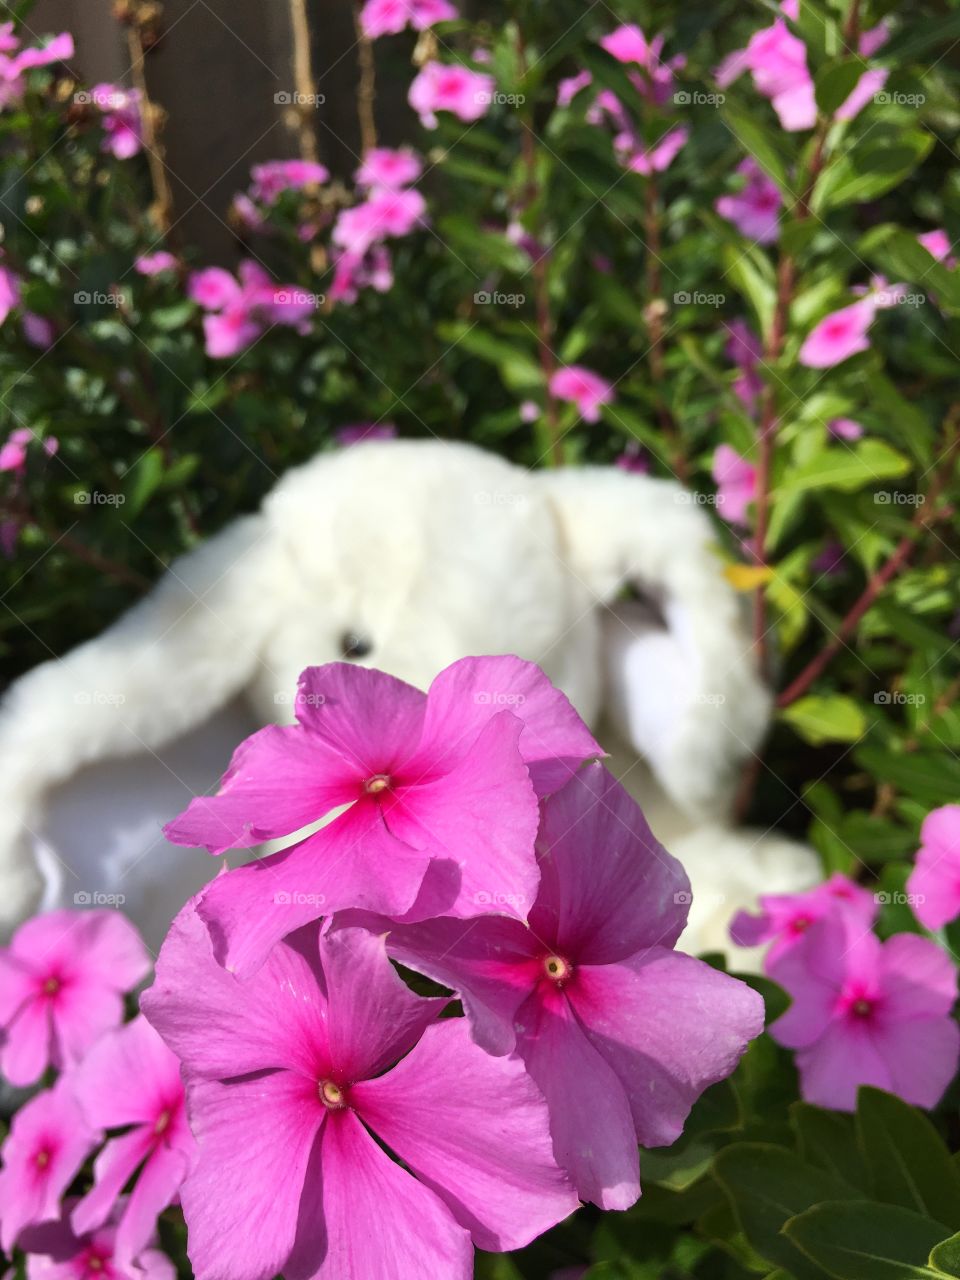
[854,747,960,808]
[791,1103,868,1191]
[784,1200,950,1279]
[714,1143,857,1278]
[929,1233,960,1277]
[860,224,960,314]
[122,447,165,518]
[722,244,776,340]
[814,131,934,211]
[781,695,868,746]
[721,104,793,193]
[856,1088,960,1229]
[815,60,866,116]
[776,440,911,497]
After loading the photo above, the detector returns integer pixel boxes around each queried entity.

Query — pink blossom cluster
[229,159,331,240]
[187,260,317,358]
[731,867,960,1111]
[360,0,457,39]
[132,655,765,1278]
[87,83,143,160]
[329,147,427,303]
[799,275,908,368]
[560,24,689,177]
[408,60,496,129]
[0,256,57,352]
[0,910,194,1277]
[715,158,782,244]
[0,24,73,110]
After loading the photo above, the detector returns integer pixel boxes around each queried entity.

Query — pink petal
[386,712,541,920]
[72,1018,182,1131]
[316,928,447,1082]
[352,1020,577,1250]
[879,932,958,1021]
[50,978,124,1069]
[113,1140,193,1265]
[285,1109,473,1280]
[517,986,639,1209]
[869,1015,960,1111]
[569,949,763,1146]
[72,910,151,991]
[180,1073,322,1280]
[295,663,427,772]
[195,801,435,978]
[532,762,689,964]
[143,907,332,1079]
[163,723,362,853]
[72,1128,155,1238]
[414,655,603,796]
[1,995,52,1087]
[796,1019,893,1111]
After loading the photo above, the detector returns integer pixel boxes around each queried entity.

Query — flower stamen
[319,1079,347,1110]
[364,775,391,795]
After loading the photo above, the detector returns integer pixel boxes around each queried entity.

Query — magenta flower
[0,426,34,473]
[598,25,684,106]
[859,20,891,56]
[134,251,177,277]
[549,365,614,422]
[164,656,601,976]
[730,872,878,967]
[614,441,650,474]
[725,319,764,413]
[712,444,757,526]
[769,913,960,1110]
[328,245,394,303]
[715,158,781,244]
[335,422,397,446]
[90,84,142,159]
[248,159,329,204]
[408,61,494,129]
[835,67,888,122]
[355,147,422,190]
[360,0,456,38]
[0,31,74,106]
[15,1205,175,1280]
[906,805,960,931]
[829,416,865,440]
[919,228,957,268]
[623,125,689,176]
[71,1016,195,1265]
[362,765,764,1208]
[811,538,847,577]
[143,918,576,1280]
[0,262,21,324]
[331,187,426,257]
[798,297,876,368]
[188,260,315,358]
[716,13,815,131]
[556,70,592,108]
[0,909,150,1087]
[0,1081,99,1254]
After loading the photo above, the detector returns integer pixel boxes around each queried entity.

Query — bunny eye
[340,631,373,660]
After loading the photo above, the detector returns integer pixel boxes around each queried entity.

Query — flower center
[542,954,572,985]
[154,1109,171,1136]
[364,774,391,795]
[319,1079,347,1110]
[35,1149,50,1169]
[851,997,873,1018]
[43,976,60,996]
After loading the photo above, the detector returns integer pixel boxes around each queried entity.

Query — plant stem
[643,173,686,479]
[289,0,321,163]
[125,25,174,234]
[352,1,378,154]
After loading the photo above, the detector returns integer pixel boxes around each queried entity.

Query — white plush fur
[0,441,818,958]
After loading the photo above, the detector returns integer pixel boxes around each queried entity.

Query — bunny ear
[538,467,770,822]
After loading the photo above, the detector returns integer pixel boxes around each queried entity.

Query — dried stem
[125,25,174,233]
[352,2,378,154]
[288,0,321,163]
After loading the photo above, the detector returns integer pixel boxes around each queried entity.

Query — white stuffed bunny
[0,440,818,954]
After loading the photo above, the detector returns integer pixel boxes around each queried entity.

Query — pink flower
[335,422,397,446]
[363,765,764,1207]
[614,442,650,474]
[71,1017,195,1266]
[90,84,142,160]
[623,125,689,175]
[187,267,238,311]
[249,160,329,204]
[906,806,960,931]
[715,157,781,244]
[835,67,887,122]
[360,0,457,37]
[730,872,878,967]
[769,913,960,1110]
[328,245,394,303]
[332,187,426,256]
[549,365,614,422]
[15,1207,176,1280]
[0,1081,99,1253]
[712,444,757,526]
[188,260,315,358]
[829,416,864,440]
[799,297,877,368]
[0,262,22,323]
[716,16,815,131]
[143,918,576,1280]
[164,656,601,977]
[0,426,34,473]
[599,25,684,106]
[355,146,422,189]
[919,228,957,268]
[556,70,592,108]
[0,31,74,106]
[134,251,177,277]
[811,538,846,577]
[725,319,764,413]
[859,20,891,56]
[0,909,150,1087]
[22,312,57,349]
[408,61,494,128]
